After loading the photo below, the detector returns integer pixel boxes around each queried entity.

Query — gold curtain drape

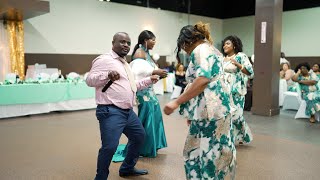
[6,21,25,79]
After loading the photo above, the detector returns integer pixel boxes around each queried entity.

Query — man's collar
[111,50,126,61]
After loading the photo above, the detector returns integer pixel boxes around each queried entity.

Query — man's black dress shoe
[119,168,148,177]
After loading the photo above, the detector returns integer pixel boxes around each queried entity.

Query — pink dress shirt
[86,50,152,109]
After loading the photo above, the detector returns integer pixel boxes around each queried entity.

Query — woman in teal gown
[113,30,167,161]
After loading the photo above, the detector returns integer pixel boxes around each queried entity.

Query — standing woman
[222,35,254,145]
[164,22,236,180]
[130,30,168,157]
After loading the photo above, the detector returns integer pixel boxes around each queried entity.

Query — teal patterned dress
[298,73,320,116]
[223,52,254,144]
[179,42,236,180]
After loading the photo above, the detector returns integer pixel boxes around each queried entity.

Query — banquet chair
[170,85,182,99]
[282,83,301,110]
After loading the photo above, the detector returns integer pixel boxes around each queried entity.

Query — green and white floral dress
[223,52,254,145]
[298,73,320,116]
[179,42,236,180]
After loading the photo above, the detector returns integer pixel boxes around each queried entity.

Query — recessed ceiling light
[107,0,111,2]
[98,0,104,1]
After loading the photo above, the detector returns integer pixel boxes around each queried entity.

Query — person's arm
[175,77,209,104]
[230,53,253,76]
[164,44,215,115]
[292,70,317,85]
[292,70,300,82]
[136,75,159,90]
[299,80,317,86]
[86,57,111,87]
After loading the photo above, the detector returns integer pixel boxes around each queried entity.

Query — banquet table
[0,82,96,119]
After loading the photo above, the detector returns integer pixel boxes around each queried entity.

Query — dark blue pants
[94,105,145,180]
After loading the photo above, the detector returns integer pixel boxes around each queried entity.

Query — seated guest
[292,62,320,123]
[280,62,295,91]
[175,63,187,93]
[312,63,320,89]
[312,63,320,77]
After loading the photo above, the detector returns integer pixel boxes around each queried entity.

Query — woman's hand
[153,69,168,78]
[230,59,241,68]
[150,75,160,83]
[164,100,179,115]
[108,71,120,81]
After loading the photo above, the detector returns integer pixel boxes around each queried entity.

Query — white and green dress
[179,42,236,180]
[298,73,320,116]
[223,52,254,144]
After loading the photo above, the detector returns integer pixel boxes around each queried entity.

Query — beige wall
[223,7,320,57]
[24,0,223,62]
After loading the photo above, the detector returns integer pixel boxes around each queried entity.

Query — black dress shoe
[119,168,148,177]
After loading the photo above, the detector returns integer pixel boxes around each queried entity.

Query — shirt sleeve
[135,77,152,90]
[85,56,110,87]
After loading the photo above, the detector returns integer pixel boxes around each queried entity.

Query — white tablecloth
[0,98,96,119]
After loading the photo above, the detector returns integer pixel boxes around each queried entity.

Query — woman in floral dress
[221,35,254,145]
[164,22,236,180]
[292,62,320,123]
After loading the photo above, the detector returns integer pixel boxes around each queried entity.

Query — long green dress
[298,72,320,116]
[223,52,254,144]
[112,48,167,162]
[179,42,236,180]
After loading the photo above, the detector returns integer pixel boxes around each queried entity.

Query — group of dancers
[86,21,254,180]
